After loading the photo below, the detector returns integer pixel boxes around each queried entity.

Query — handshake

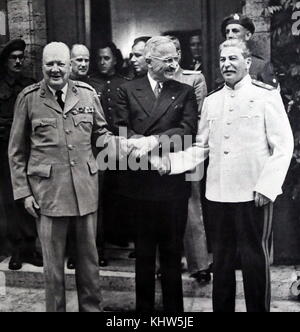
[117,135,171,175]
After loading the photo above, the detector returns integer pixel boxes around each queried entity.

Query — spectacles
[150,55,179,64]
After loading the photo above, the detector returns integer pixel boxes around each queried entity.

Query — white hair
[144,36,175,59]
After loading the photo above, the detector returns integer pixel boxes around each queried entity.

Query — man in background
[220,13,278,87]
[130,36,151,78]
[168,35,211,283]
[0,39,42,270]
[70,44,90,82]
[90,42,131,260]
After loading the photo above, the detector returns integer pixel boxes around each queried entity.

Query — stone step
[1,288,300,312]
[1,256,300,302]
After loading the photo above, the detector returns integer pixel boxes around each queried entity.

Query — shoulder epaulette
[252,79,275,91]
[182,70,202,75]
[207,84,224,97]
[74,81,94,91]
[22,83,41,96]
[252,53,265,61]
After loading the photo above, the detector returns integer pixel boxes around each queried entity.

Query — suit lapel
[139,80,180,134]
[132,77,156,116]
[64,81,80,115]
[40,80,62,114]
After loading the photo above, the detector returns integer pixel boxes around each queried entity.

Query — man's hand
[150,155,171,176]
[128,136,159,158]
[115,137,135,160]
[254,192,271,208]
[24,196,40,218]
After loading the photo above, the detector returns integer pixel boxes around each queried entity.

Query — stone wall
[243,0,271,60]
[7,0,47,79]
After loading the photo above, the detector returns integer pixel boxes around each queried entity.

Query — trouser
[135,197,188,313]
[67,171,105,259]
[102,171,135,246]
[0,142,37,255]
[184,181,211,273]
[36,212,101,312]
[208,201,273,312]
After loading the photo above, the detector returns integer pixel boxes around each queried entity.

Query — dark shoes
[8,254,22,271]
[67,257,76,270]
[99,256,108,267]
[23,251,43,267]
[8,251,43,271]
[128,251,136,259]
[190,269,211,284]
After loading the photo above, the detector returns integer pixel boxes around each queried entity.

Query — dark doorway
[90,0,112,71]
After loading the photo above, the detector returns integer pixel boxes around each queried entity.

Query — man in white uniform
[151,39,294,312]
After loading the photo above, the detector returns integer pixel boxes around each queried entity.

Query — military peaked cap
[221,13,255,37]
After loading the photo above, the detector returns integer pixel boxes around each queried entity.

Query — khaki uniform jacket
[169,75,294,203]
[173,67,207,115]
[8,80,113,217]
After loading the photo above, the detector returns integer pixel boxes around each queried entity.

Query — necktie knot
[55,90,64,110]
[154,82,162,98]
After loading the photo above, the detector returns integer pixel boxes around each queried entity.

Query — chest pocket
[73,114,94,127]
[32,118,58,147]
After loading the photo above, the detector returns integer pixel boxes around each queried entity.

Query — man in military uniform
[8,42,116,312]
[90,41,132,252]
[168,35,211,283]
[0,39,42,270]
[151,40,294,312]
[70,44,91,83]
[220,13,278,88]
[90,41,130,133]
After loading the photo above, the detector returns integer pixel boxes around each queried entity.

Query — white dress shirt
[47,84,68,103]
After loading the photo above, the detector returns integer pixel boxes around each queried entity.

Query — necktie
[55,90,65,110]
[154,82,162,99]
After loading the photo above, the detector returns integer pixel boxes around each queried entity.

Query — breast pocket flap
[27,164,52,178]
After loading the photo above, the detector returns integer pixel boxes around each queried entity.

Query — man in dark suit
[115,36,198,312]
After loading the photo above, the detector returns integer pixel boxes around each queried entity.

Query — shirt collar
[47,83,68,100]
[225,74,252,91]
[147,72,163,92]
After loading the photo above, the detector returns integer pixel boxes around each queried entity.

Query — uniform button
[63,115,67,119]
[224,135,230,139]
[107,81,111,84]
[108,98,111,102]
[108,107,112,111]
[227,122,232,125]
[224,151,230,155]
[70,161,76,167]
[229,109,234,112]
[68,145,74,150]
[107,89,111,93]
[65,129,71,135]
[231,94,235,98]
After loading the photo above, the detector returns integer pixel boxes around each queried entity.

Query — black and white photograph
[0,0,300,316]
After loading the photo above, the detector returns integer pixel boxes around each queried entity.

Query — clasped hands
[118,136,171,175]
[118,136,159,159]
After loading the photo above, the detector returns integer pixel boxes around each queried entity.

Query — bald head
[70,44,90,79]
[42,42,71,90]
